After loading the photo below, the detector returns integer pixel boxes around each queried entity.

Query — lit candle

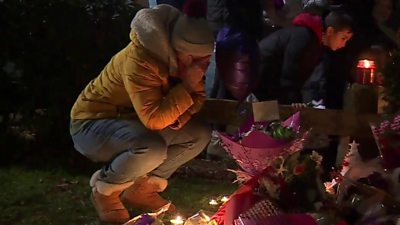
[220,196,229,203]
[209,199,218,205]
[170,216,184,225]
[356,59,376,84]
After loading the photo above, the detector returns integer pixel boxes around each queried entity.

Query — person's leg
[151,118,212,179]
[72,119,167,183]
[71,118,167,222]
[120,118,211,212]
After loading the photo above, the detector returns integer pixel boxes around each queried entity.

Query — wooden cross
[198,98,381,138]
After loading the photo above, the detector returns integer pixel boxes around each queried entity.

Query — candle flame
[209,199,218,205]
[357,59,376,69]
[364,60,370,68]
[170,216,184,225]
[221,196,229,203]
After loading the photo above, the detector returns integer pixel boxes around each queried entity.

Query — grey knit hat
[171,15,214,57]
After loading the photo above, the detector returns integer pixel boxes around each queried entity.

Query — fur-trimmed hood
[130,4,214,76]
[130,4,181,75]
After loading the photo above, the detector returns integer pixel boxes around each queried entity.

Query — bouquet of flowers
[218,112,307,177]
[209,113,328,225]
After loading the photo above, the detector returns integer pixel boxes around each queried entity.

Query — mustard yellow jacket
[70,32,206,131]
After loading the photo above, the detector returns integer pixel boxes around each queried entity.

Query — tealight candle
[170,216,184,225]
[209,199,218,205]
[220,196,229,203]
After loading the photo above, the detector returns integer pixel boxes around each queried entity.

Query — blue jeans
[71,118,211,184]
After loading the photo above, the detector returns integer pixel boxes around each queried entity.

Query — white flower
[310,151,323,166]
[260,177,280,199]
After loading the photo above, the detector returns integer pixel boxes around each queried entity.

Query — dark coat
[254,13,324,104]
[206,0,229,33]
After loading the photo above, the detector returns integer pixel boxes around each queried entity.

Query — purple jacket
[215,26,260,101]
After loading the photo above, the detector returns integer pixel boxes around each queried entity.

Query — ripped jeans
[70,118,211,184]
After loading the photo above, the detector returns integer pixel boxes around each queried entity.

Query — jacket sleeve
[279,30,312,104]
[168,78,206,130]
[122,59,195,131]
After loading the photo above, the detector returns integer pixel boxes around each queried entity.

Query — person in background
[204,0,264,160]
[254,10,353,178]
[302,0,398,177]
[319,0,399,174]
[337,0,398,79]
[69,2,214,223]
[206,0,342,103]
[206,0,265,101]
[206,0,265,38]
[254,10,353,105]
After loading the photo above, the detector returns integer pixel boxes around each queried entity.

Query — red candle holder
[356,59,376,85]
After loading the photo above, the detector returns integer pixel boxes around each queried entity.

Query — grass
[0,166,238,225]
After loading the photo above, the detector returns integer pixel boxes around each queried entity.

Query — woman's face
[325,27,353,51]
[372,0,393,24]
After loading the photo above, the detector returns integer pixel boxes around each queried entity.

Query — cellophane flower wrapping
[218,112,307,177]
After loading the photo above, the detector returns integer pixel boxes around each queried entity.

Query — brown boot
[121,176,176,213]
[90,170,133,223]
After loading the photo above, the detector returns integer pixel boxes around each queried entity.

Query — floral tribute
[208,112,400,225]
[208,113,328,225]
[217,112,307,177]
[323,139,400,225]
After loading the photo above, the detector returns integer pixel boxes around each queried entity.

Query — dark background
[0,0,143,169]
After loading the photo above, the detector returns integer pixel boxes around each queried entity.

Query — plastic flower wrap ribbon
[218,112,308,177]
